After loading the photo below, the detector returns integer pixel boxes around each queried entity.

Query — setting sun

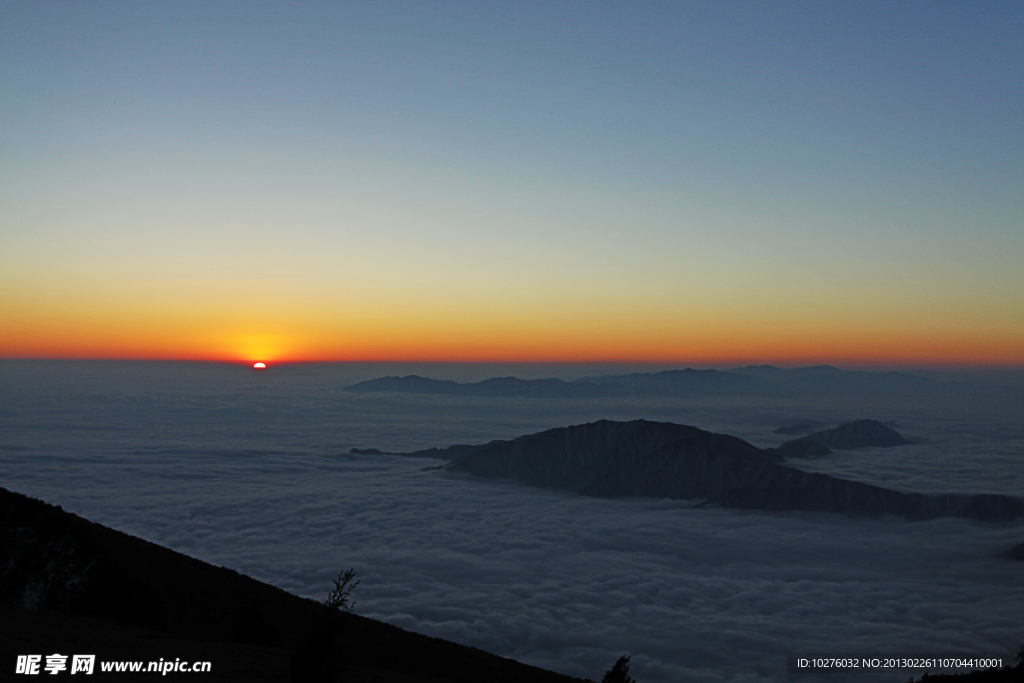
[253,362,266,369]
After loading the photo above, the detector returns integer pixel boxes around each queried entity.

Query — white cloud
[1,361,1022,682]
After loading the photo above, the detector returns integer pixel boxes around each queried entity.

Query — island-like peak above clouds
[773,419,908,458]
[437,419,771,499]
[370,420,1023,522]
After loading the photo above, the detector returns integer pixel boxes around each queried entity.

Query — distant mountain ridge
[364,420,1023,522]
[730,364,933,391]
[344,375,623,398]
[344,365,931,399]
[571,368,776,396]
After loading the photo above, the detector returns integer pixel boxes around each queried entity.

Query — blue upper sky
[2,2,1022,364]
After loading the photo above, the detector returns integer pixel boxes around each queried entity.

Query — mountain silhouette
[773,419,908,458]
[344,366,932,399]
[377,420,1023,522]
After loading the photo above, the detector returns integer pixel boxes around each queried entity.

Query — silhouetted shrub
[324,568,359,613]
[602,654,635,683]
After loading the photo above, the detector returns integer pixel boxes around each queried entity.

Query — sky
[2,1,1022,365]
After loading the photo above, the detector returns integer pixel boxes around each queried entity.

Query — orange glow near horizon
[3,4,1023,375]
[2,275,1021,368]
[1,315,1021,368]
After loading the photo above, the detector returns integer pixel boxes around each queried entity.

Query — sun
[253,362,267,369]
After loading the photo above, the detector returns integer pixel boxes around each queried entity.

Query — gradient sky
[2,2,1022,365]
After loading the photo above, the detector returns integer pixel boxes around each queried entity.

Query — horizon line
[3,355,1023,372]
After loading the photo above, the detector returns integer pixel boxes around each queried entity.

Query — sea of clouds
[1,361,1022,682]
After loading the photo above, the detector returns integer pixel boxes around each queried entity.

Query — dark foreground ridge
[385,420,1024,522]
[0,487,591,683]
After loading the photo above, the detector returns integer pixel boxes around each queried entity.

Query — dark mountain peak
[834,419,908,443]
[441,419,773,500]
[776,419,907,457]
[451,418,754,454]
[388,419,1024,522]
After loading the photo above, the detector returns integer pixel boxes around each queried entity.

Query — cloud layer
[2,361,1022,682]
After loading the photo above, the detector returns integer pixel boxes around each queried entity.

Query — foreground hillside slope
[0,487,590,683]
[396,420,1024,522]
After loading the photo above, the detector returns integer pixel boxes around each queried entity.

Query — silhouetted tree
[324,568,359,613]
[293,569,361,681]
[602,654,635,683]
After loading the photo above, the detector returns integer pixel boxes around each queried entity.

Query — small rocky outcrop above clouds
[773,419,908,458]
[388,419,1023,522]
